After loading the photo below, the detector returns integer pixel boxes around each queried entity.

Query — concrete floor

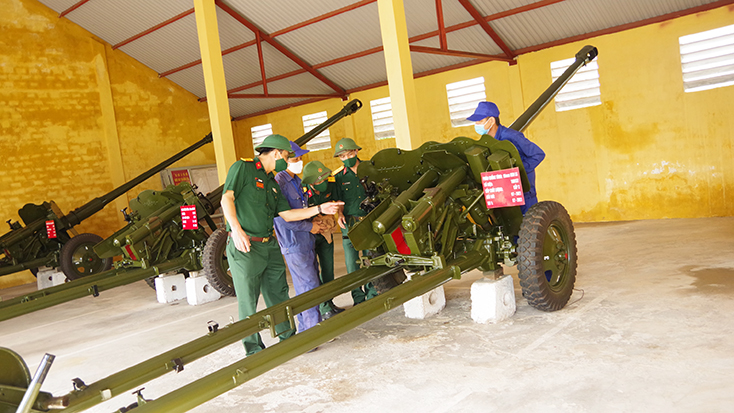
[1,217,733,412]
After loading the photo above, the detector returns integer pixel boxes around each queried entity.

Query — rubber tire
[372,267,407,294]
[60,233,113,281]
[202,228,235,296]
[517,201,577,312]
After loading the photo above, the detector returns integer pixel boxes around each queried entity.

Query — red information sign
[171,169,191,185]
[45,220,57,239]
[180,205,198,230]
[480,167,525,209]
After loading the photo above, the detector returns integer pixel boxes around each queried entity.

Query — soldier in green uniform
[302,160,343,319]
[221,134,343,356]
[333,138,378,305]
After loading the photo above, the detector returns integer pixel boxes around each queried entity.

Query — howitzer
[0,134,214,281]
[0,99,364,321]
[0,46,595,412]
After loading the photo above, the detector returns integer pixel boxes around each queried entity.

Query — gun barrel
[61,133,214,228]
[293,99,362,148]
[509,45,598,133]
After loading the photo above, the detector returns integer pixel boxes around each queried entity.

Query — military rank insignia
[255,161,263,170]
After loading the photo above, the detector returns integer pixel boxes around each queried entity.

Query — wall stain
[680,265,734,295]
[591,101,658,155]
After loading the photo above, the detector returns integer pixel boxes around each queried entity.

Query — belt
[250,236,271,243]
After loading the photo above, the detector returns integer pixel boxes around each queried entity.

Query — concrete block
[403,286,446,319]
[154,274,187,303]
[186,275,221,306]
[471,275,516,324]
[36,267,66,290]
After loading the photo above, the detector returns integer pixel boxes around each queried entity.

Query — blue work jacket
[273,170,315,254]
[494,125,546,213]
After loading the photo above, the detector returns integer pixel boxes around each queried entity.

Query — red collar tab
[255,161,262,170]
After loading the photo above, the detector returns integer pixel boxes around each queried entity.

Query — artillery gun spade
[0,99,364,322]
[0,46,595,412]
[0,134,214,282]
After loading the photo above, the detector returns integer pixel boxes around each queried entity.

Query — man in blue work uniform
[274,141,325,335]
[221,134,342,356]
[468,101,545,214]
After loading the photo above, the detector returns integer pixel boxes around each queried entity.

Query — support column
[377,0,422,150]
[194,0,236,184]
[92,41,127,227]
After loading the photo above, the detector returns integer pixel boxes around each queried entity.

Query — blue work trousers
[284,250,322,332]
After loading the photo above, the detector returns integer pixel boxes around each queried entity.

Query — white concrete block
[36,267,67,290]
[154,274,187,303]
[403,286,446,319]
[471,275,516,324]
[186,275,221,306]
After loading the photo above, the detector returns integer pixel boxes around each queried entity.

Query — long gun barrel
[59,133,214,228]
[294,99,363,148]
[509,45,598,133]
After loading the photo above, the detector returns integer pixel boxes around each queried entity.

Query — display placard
[171,169,192,185]
[180,205,198,230]
[480,167,525,209]
[46,220,57,239]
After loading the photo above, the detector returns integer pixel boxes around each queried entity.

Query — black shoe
[322,310,339,320]
[333,306,345,314]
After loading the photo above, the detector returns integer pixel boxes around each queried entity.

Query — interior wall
[233,5,734,222]
[0,0,212,288]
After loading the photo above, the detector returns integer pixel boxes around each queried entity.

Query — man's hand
[319,201,344,215]
[337,212,346,229]
[230,226,251,253]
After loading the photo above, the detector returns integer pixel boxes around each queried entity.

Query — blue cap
[289,141,310,158]
[466,101,500,122]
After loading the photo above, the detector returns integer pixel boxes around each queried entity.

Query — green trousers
[226,237,295,356]
[341,220,378,304]
[314,233,339,315]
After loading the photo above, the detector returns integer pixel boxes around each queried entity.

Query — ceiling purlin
[113,8,195,50]
[409,46,513,62]
[457,0,514,58]
[59,0,92,18]
[214,0,347,98]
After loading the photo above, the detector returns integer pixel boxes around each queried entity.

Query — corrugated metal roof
[34,0,729,117]
[276,3,382,65]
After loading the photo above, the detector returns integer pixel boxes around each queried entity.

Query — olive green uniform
[223,158,295,356]
[306,179,339,315]
[334,163,378,303]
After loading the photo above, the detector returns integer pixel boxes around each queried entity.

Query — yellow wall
[0,0,212,287]
[234,5,734,223]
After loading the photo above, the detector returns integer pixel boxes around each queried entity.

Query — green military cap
[302,160,332,185]
[255,134,294,153]
[333,137,362,157]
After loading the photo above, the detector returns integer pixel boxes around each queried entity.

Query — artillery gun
[0,46,596,413]
[0,99,364,321]
[0,134,214,281]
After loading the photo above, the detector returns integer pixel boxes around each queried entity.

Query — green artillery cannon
[0,99,364,322]
[0,134,213,282]
[0,46,596,413]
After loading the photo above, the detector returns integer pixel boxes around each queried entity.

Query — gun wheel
[0,347,31,388]
[202,228,235,296]
[60,233,113,281]
[517,201,577,312]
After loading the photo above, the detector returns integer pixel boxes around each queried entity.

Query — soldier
[273,141,325,335]
[468,101,545,214]
[302,160,344,319]
[333,138,378,305]
[221,134,343,356]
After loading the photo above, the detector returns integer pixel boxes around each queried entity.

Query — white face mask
[287,160,304,174]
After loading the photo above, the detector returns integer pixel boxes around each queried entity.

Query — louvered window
[251,124,273,149]
[679,23,734,92]
[551,58,601,111]
[302,111,331,151]
[446,77,486,127]
[370,97,395,140]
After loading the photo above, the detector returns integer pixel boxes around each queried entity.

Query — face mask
[313,181,328,192]
[474,123,488,135]
[274,158,288,172]
[287,160,303,174]
[342,156,357,168]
